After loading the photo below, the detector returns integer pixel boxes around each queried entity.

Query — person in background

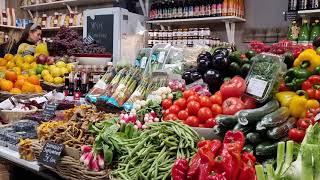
[10,23,42,56]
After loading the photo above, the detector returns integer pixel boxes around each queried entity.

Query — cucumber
[259,107,290,128]
[236,100,280,125]
[267,117,297,140]
[212,125,228,140]
[256,141,279,156]
[243,144,255,154]
[246,132,263,144]
[233,123,253,135]
[216,115,238,128]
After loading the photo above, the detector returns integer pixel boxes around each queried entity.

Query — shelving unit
[298,9,320,14]
[0,25,24,30]
[42,25,83,31]
[147,16,246,44]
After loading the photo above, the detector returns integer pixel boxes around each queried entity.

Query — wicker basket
[32,142,109,180]
[0,91,44,102]
[41,81,64,92]
[0,106,38,124]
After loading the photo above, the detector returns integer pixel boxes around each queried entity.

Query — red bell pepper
[172,159,189,180]
[223,131,245,149]
[302,75,320,100]
[208,172,227,180]
[198,163,210,180]
[187,153,201,180]
[238,152,256,180]
[241,152,256,165]
[279,81,290,92]
[198,140,222,167]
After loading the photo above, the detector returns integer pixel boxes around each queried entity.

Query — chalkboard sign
[43,102,58,121]
[39,142,64,167]
[285,11,298,21]
[86,15,114,54]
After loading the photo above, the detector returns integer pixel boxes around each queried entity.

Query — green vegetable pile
[256,123,320,180]
[110,121,200,180]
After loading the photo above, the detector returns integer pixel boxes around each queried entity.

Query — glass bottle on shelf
[228,0,234,16]
[167,0,173,19]
[172,0,177,18]
[183,0,189,18]
[200,0,206,17]
[211,0,217,17]
[188,0,194,18]
[177,0,183,18]
[222,0,228,16]
[162,0,168,19]
[217,0,222,16]
[194,0,200,17]
[63,74,69,96]
[205,0,211,17]
[298,19,310,45]
[157,1,162,19]
[2,10,7,25]
[310,20,320,42]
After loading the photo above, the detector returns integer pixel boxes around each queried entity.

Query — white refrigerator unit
[83,7,146,65]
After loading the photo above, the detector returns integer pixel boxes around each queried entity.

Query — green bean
[162,171,171,180]
[164,140,178,147]
[125,137,150,163]
[118,171,130,180]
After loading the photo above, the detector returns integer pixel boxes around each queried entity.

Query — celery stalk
[266,164,276,179]
[313,145,320,180]
[301,144,314,180]
[281,141,294,176]
[275,142,285,175]
[255,165,266,180]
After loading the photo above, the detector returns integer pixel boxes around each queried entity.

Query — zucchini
[212,125,228,140]
[260,107,290,128]
[246,132,263,144]
[256,141,279,156]
[243,144,255,153]
[236,100,280,125]
[233,123,253,135]
[216,115,238,128]
[267,117,297,140]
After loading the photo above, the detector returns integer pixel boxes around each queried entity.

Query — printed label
[246,78,268,98]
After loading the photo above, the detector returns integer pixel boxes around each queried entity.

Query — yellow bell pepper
[307,99,320,109]
[275,91,296,107]
[293,49,320,71]
[289,92,308,118]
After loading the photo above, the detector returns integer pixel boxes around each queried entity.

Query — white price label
[314,113,320,122]
[140,57,148,69]
[246,78,268,98]
[158,51,166,63]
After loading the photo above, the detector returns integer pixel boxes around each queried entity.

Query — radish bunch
[79,145,105,172]
[119,110,159,130]
[168,79,186,92]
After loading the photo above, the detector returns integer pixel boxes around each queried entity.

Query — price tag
[158,51,166,63]
[140,57,148,69]
[314,113,320,122]
[29,97,47,104]
[0,99,14,110]
[83,35,95,45]
[39,142,64,167]
[43,103,58,121]
[285,11,298,21]
[246,78,268,98]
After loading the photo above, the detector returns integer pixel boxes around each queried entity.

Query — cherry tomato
[183,90,196,99]
[204,118,217,128]
[197,107,213,123]
[297,118,313,130]
[161,99,172,110]
[169,105,181,114]
[178,110,189,121]
[199,96,211,107]
[288,128,305,143]
[185,116,200,127]
[187,95,200,103]
[174,98,187,109]
[163,114,178,121]
[210,91,223,105]
[187,101,201,115]
[315,90,320,100]
[211,104,223,115]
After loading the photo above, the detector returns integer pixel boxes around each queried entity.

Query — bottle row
[287,19,320,45]
[288,0,320,11]
[149,0,245,20]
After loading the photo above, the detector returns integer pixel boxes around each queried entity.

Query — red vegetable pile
[171,131,256,180]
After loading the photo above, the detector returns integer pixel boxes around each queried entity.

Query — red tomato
[315,90,320,100]
[187,101,201,115]
[297,118,313,130]
[222,97,245,115]
[306,89,315,99]
[211,104,223,115]
[185,116,200,127]
[210,91,223,105]
[163,114,178,121]
[288,128,305,143]
[187,95,200,103]
[169,105,181,114]
[161,99,172,110]
[204,118,217,128]
[174,98,187,109]
[220,76,246,99]
[178,110,189,120]
[183,90,196,99]
[241,96,257,109]
[199,96,211,107]
[197,107,213,123]
[163,109,170,117]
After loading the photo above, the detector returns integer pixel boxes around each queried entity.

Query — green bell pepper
[284,67,313,91]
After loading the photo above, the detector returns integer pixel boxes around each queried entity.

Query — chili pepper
[238,160,256,180]
[289,90,309,118]
[223,131,245,149]
[187,153,201,180]
[198,140,222,167]
[275,91,296,107]
[172,159,189,180]
[207,172,227,180]
[293,49,320,71]
[284,67,313,91]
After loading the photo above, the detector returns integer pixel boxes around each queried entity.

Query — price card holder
[43,102,58,121]
[39,141,64,167]
[285,11,298,21]
[83,35,95,45]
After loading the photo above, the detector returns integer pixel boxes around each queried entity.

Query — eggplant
[204,69,222,86]
[182,71,192,84]
[212,53,230,70]
[213,47,232,57]
[191,71,202,82]
[197,58,212,75]
[197,52,213,64]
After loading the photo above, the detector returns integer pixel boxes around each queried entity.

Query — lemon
[6,61,15,69]
[30,62,37,69]
[23,55,35,63]
[50,67,61,78]
[53,77,63,84]
[49,65,56,71]
[13,55,23,63]
[41,70,50,77]
[66,64,74,73]
[60,67,69,76]
[16,59,24,67]
[55,61,66,68]
[21,63,31,71]
[44,74,54,83]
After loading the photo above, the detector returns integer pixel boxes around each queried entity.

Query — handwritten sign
[86,15,114,53]
[43,103,58,121]
[285,11,298,21]
[39,142,64,167]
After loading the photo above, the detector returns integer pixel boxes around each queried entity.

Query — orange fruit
[5,71,17,83]
[14,79,25,89]
[0,66,6,72]
[1,80,13,91]
[21,82,35,93]
[17,75,27,80]
[34,85,43,93]
[12,67,21,75]
[4,54,14,61]
[0,58,7,66]
[27,75,40,85]
[10,88,22,94]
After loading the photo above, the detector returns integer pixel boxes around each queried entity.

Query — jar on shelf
[162,30,168,38]
[53,12,59,27]
[148,30,154,38]
[173,29,178,37]
[204,27,211,36]
[173,36,178,45]
[154,29,159,38]
[167,30,173,39]
[183,36,188,45]
[41,14,47,28]
[187,36,193,47]
[205,36,211,46]
[2,10,7,25]
[183,28,189,37]
[198,28,205,37]
[177,29,183,37]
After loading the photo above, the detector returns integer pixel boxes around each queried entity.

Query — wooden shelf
[146,16,246,25]
[0,25,24,30]
[20,0,118,11]
[42,25,83,31]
